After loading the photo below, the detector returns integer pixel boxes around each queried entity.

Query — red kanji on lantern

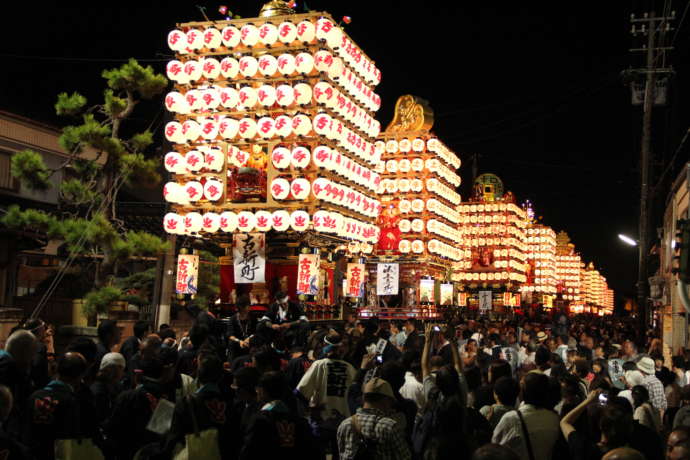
[166,219,178,230]
[166,125,178,137]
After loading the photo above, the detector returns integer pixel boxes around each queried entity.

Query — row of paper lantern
[454,272,528,283]
[526,248,556,257]
[164,149,224,174]
[345,242,374,255]
[270,177,381,219]
[527,227,556,236]
[458,214,528,226]
[458,238,528,252]
[376,177,461,205]
[396,217,461,243]
[426,138,462,169]
[377,158,461,187]
[426,178,462,205]
[521,285,558,294]
[376,138,461,170]
[167,19,381,85]
[165,81,380,137]
[394,198,460,223]
[164,180,224,203]
[163,210,380,243]
[458,204,527,218]
[526,235,556,244]
[458,225,526,235]
[492,248,529,260]
[166,53,381,112]
[396,239,462,261]
[271,145,380,192]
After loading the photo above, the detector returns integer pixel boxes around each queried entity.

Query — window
[0,151,19,191]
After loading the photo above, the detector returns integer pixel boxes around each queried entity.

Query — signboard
[440,283,454,305]
[297,254,320,295]
[608,358,625,390]
[346,263,365,298]
[479,290,492,314]
[233,233,266,284]
[419,279,435,304]
[376,263,399,295]
[175,254,199,294]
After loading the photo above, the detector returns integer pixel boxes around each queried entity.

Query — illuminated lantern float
[163,1,383,320]
[360,95,462,320]
[555,231,584,312]
[518,202,558,308]
[453,174,528,315]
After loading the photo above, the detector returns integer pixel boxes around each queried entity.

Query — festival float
[555,231,584,312]
[162,1,383,321]
[359,95,463,320]
[519,202,558,309]
[453,174,528,316]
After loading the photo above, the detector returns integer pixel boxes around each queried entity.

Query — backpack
[412,395,440,456]
[351,415,379,460]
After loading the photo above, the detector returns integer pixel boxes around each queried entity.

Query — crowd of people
[0,293,689,460]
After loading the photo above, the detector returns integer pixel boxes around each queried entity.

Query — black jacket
[119,336,140,364]
[0,351,34,437]
[266,301,306,325]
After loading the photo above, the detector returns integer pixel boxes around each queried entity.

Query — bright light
[618,234,638,246]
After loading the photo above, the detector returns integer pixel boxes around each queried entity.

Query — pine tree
[3,59,168,317]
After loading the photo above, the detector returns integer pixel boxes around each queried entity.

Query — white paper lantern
[183,60,202,82]
[220,57,239,79]
[202,28,222,49]
[164,151,185,174]
[386,140,399,153]
[314,50,333,72]
[163,213,183,234]
[258,23,278,46]
[200,58,221,81]
[219,87,239,109]
[200,88,221,110]
[219,211,238,232]
[411,240,424,254]
[411,219,425,233]
[291,114,311,136]
[164,122,185,144]
[166,60,184,82]
[410,179,423,192]
[398,219,411,233]
[221,26,241,48]
[384,180,398,194]
[236,211,256,232]
[275,84,294,107]
[311,177,330,200]
[257,85,277,107]
[184,212,203,234]
[398,179,410,193]
[202,212,221,233]
[163,182,181,203]
[185,29,204,50]
[398,200,411,214]
[290,210,310,231]
[238,86,257,109]
[240,24,260,47]
[411,158,424,172]
[270,177,290,200]
[164,91,187,114]
[258,54,278,77]
[184,89,203,112]
[167,30,186,51]
[274,115,292,137]
[291,178,310,200]
[266,210,287,231]
[277,53,296,75]
[385,160,398,173]
[293,83,312,105]
[296,20,316,43]
[313,113,331,136]
[398,240,411,253]
[199,119,219,140]
[295,52,314,74]
[254,210,272,232]
[270,147,290,169]
[238,118,257,139]
[312,145,331,169]
[399,138,412,152]
[219,118,239,139]
[183,181,203,201]
[291,146,310,169]
[412,138,425,152]
[203,179,223,201]
[278,21,297,43]
[313,81,334,105]
[202,147,224,171]
[239,56,258,78]
[398,159,411,173]
[312,210,329,232]
[185,150,204,171]
[254,117,274,139]
[327,57,344,82]
[182,120,202,143]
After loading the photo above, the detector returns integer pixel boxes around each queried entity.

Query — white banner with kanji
[176,254,199,294]
[233,233,266,284]
[440,283,454,305]
[376,263,399,295]
[296,254,320,295]
[346,263,365,298]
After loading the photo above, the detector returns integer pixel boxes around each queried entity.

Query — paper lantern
[202,212,221,233]
[258,54,278,77]
[202,28,222,49]
[275,84,295,107]
[278,21,297,43]
[385,160,398,173]
[218,87,239,109]
[168,30,186,51]
[274,115,292,137]
[312,145,331,169]
[166,60,184,82]
[182,120,202,143]
[398,240,411,253]
[410,179,423,192]
[236,211,256,232]
[257,85,277,107]
[313,113,331,136]
[269,210,289,231]
[238,118,257,139]
[184,181,203,201]
[399,138,412,152]
[386,140,399,153]
[200,59,221,81]
[203,179,223,201]
[295,52,314,74]
[185,29,204,50]
[327,57,344,82]
[411,219,425,233]
[200,88,221,110]
[398,179,410,193]
[164,151,185,173]
[277,53,296,75]
[293,83,312,105]
[398,219,411,233]
[411,240,424,254]
[164,213,183,234]
[163,182,181,203]
[220,57,239,79]
[271,147,290,169]
[314,50,333,72]
[258,23,278,46]
[184,212,203,234]
[221,26,241,48]
[291,178,310,200]
[296,20,316,43]
[313,81,334,105]
[219,211,238,232]
[219,118,239,139]
[399,200,411,214]
[202,147,224,171]
[239,56,258,78]
[240,24,260,47]
[164,91,187,114]
[183,60,202,82]
[312,177,330,200]
[412,138,425,152]
[291,114,311,136]
[256,117,276,139]
[312,210,329,232]
[184,89,203,112]
[238,86,257,109]
[290,210,310,231]
[411,158,424,172]
[425,158,439,173]
[270,178,290,200]
[291,146,310,169]
[164,122,185,144]
[254,210,272,232]
[384,180,398,194]
[397,159,411,173]
[185,150,204,171]
[200,119,219,140]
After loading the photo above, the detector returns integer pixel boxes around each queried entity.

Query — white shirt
[400,372,425,412]
[297,358,356,421]
[492,403,560,460]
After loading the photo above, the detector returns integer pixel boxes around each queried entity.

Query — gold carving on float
[259,0,296,17]
[386,94,434,133]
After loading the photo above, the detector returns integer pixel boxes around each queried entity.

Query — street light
[618,234,638,246]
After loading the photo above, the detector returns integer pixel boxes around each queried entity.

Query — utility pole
[628,10,674,330]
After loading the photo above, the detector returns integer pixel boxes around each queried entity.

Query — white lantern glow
[271,147,291,169]
[312,177,330,200]
[203,179,223,201]
[219,211,238,232]
[238,118,257,139]
[199,119,219,140]
[167,30,186,51]
[164,91,187,114]
[164,151,186,174]
[295,52,314,74]
[221,26,241,48]
[201,58,221,80]
[236,211,256,232]
[240,24,260,47]
[398,240,411,253]
[258,23,278,46]
[291,146,310,169]
[271,210,290,231]
[182,120,201,143]
[163,212,183,234]
[239,56,258,78]
[202,28,222,49]
[293,83,312,105]
[202,147,224,171]
[257,85,277,107]
[238,86,257,109]
[291,114,311,136]
[202,212,221,233]
[185,29,204,50]
[185,150,204,171]
[220,57,239,79]
[312,145,331,169]
[275,84,294,107]
[164,121,185,144]
[278,22,297,43]
[313,113,331,136]
[184,181,203,201]
[256,117,276,139]
[185,89,203,112]
[291,178,310,200]
[277,53,296,75]
[166,60,184,82]
[183,60,202,82]
[274,115,292,137]
[254,210,272,231]
[183,212,203,234]
[219,118,239,139]
[296,20,316,43]
[270,178,290,200]
[290,210,310,231]
[163,182,181,203]
[258,54,278,77]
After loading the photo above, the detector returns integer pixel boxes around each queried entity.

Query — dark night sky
[3,1,690,300]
